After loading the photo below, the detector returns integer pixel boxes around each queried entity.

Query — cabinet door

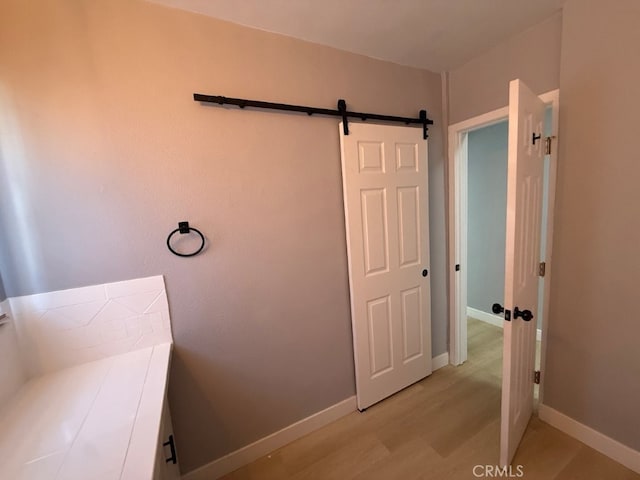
[156,398,181,480]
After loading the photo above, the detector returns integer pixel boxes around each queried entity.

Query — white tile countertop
[0,343,172,480]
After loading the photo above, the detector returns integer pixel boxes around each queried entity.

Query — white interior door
[500,79,546,465]
[340,122,432,411]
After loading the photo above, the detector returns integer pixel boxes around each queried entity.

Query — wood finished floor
[222,318,639,480]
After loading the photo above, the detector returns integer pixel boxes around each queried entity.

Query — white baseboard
[432,351,450,371]
[182,396,357,480]
[467,307,542,341]
[467,307,503,328]
[539,404,640,474]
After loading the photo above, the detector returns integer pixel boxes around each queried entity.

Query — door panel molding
[340,122,432,411]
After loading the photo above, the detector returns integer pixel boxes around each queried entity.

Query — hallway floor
[221,318,639,479]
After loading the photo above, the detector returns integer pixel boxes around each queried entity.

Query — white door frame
[447,89,559,402]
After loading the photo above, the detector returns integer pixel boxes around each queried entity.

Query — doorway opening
[447,89,559,407]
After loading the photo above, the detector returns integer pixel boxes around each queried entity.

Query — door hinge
[545,136,554,155]
[534,370,541,384]
[538,262,546,277]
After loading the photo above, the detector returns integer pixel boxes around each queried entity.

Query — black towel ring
[167,221,205,257]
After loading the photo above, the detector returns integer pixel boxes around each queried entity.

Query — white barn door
[500,79,546,465]
[340,122,432,411]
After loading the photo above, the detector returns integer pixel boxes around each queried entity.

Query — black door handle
[513,307,533,322]
[492,303,511,321]
[164,434,177,464]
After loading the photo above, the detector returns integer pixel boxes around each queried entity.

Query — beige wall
[543,0,640,451]
[0,0,445,473]
[448,12,562,124]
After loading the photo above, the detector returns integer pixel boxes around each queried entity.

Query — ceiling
[146,0,565,72]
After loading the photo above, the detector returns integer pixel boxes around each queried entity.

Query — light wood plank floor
[222,318,639,479]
